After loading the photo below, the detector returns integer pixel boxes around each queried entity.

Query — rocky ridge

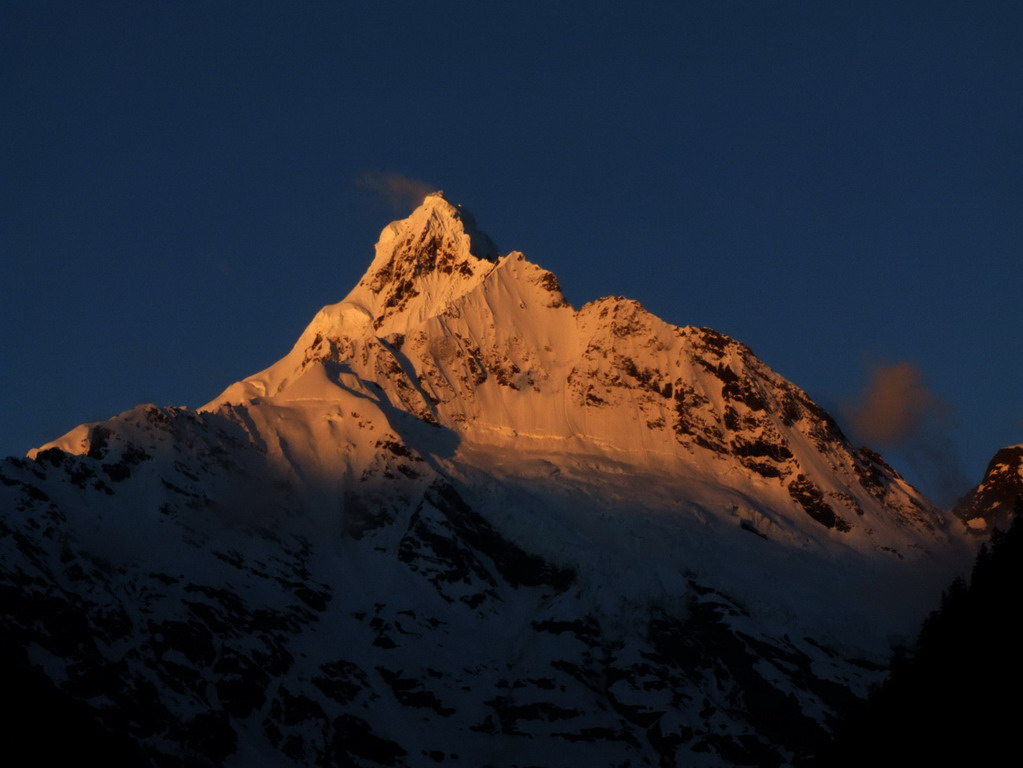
[954,443,1023,532]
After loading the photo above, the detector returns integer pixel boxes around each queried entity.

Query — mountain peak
[377,191,499,267]
[955,443,1023,531]
[202,194,952,557]
[337,194,500,330]
[409,189,457,220]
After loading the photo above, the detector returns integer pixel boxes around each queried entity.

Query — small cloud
[356,171,435,213]
[844,361,968,506]
[847,362,935,445]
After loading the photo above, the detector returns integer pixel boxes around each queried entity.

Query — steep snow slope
[5,193,969,767]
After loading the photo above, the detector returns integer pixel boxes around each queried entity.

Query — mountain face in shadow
[955,443,1023,533]
[812,455,1023,767]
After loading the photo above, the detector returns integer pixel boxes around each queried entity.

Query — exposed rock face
[955,444,1023,532]
[2,194,968,767]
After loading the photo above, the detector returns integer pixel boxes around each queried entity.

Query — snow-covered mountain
[955,443,1023,532]
[2,193,969,767]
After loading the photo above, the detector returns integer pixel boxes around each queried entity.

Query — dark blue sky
[3,1,1020,504]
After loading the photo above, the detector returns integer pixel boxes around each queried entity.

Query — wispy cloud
[845,362,968,506]
[356,171,435,213]
[847,362,935,445]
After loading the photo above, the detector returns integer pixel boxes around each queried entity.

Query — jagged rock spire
[344,193,500,330]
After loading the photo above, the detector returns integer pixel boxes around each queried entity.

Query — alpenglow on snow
[2,193,968,767]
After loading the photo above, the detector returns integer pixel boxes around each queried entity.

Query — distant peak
[955,443,1023,531]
